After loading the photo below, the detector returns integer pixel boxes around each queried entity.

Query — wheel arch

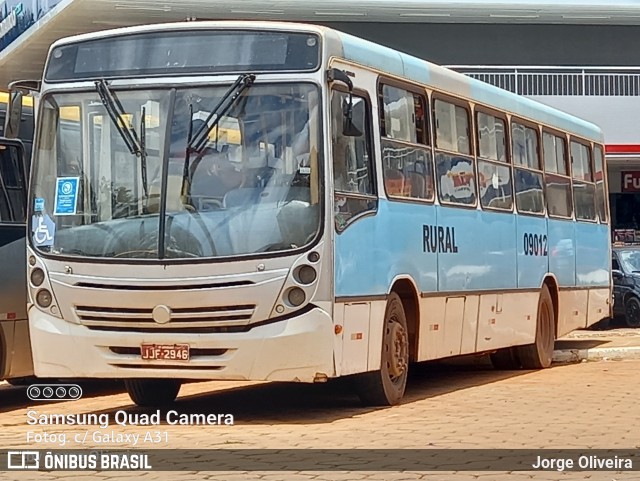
[389,276,420,363]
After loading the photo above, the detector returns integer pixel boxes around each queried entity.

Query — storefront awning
[2,0,640,89]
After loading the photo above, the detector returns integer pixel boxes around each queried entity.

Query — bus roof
[45,20,603,142]
[327,29,604,142]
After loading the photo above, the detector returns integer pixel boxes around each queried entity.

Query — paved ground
[2,330,640,481]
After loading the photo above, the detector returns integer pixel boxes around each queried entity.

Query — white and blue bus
[20,21,611,406]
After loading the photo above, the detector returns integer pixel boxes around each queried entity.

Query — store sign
[622,171,640,192]
[0,0,63,52]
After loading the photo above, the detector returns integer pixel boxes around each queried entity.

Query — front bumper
[29,306,335,382]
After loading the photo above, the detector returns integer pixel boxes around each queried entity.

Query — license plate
[140,343,190,361]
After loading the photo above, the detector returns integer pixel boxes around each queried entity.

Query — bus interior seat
[385,168,411,196]
[147,174,187,213]
[406,170,426,198]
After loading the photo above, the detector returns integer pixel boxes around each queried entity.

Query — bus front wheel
[517,285,555,369]
[124,379,181,407]
[354,292,409,406]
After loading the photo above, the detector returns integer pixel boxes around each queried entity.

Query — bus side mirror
[4,90,23,139]
[327,68,362,137]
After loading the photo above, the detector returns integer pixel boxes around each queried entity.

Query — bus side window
[379,83,434,201]
[512,121,544,215]
[0,144,26,223]
[331,89,376,231]
[476,111,512,211]
[594,145,608,223]
[543,132,573,219]
[571,140,596,222]
[433,98,475,206]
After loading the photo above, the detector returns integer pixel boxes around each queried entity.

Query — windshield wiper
[187,73,256,153]
[140,107,148,198]
[95,80,148,197]
[181,73,255,203]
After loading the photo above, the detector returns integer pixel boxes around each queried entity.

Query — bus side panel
[575,222,610,287]
[576,222,611,329]
[434,206,522,354]
[334,200,437,372]
[334,200,439,297]
[515,215,548,289]
[547,218,576,286]
[435,206,516,291]
[547,218,578,335]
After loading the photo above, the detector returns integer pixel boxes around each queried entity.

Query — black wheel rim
[385,314,408,385]
[626,300,640,327]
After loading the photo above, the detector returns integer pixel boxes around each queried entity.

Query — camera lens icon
[27,384,83,401]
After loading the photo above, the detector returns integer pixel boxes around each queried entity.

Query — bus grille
[74,304,256,330]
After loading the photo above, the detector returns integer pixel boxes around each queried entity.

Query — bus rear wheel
[517,285,555,369]
[124,379,181,407]
[354,293,409,406]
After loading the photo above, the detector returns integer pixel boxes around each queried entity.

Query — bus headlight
[36,289,53,308]
[30,268,45,287]
[287,287,306,307]
[294,265,317,285]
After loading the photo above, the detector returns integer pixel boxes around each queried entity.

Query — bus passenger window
[594,146,608,223]
[477,112,511,210]
[477,112,506,163]
[434,99,475,206]
[543,132,568,175]
[543,132,572,218]
[379,83,434,201]
[512,123,540,170]
[514,168,544,214]
[571,141,596,222]
[331,90,376,230]
[545,174,573,218]
[478,161,512,210]
[511,121,545,215]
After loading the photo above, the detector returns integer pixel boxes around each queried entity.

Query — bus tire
[354,293,409,406]
[124,379,181,407]
[490,347,521,370]
[517,285,555,369]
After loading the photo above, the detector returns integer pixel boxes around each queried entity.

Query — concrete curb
[553,346,640,363]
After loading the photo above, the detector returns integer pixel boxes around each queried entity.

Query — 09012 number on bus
[523,233,548,256]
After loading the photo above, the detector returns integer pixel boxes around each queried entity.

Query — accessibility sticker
[54,177,79,215]
[31,214,55,247]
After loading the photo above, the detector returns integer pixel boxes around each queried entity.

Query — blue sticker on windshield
[34,198,45,212]
[54,177,79,215]
[32,214,55,247]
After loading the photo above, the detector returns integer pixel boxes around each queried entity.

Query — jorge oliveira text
[532,454,633,471]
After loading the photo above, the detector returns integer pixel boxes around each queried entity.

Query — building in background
[0,0,638,237]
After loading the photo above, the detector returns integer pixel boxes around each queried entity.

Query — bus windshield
[30,82,321,260]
